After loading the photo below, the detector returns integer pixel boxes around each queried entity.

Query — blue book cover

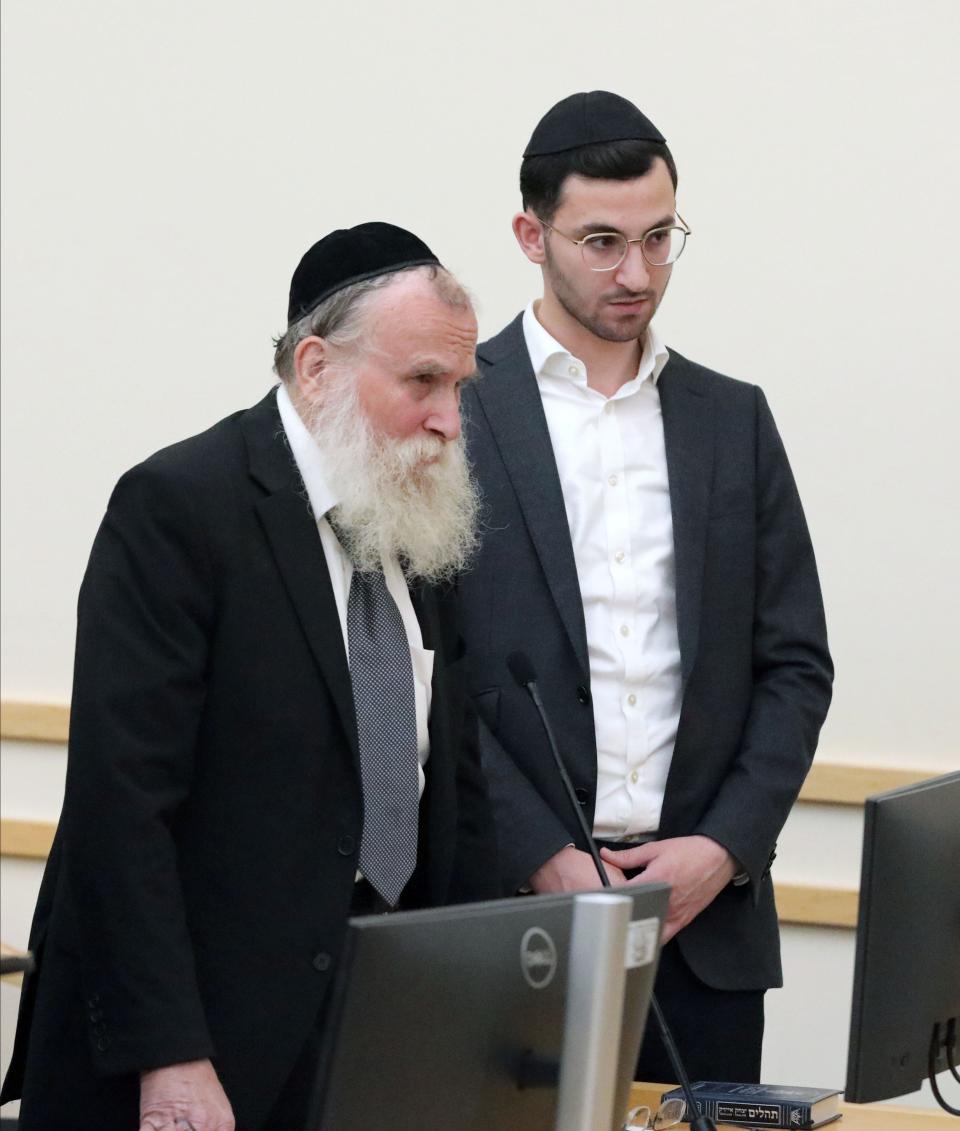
[660,1081,842,1129]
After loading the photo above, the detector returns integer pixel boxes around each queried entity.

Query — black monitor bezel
[844,769,960,1104]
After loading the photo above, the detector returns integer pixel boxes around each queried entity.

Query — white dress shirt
[275,383,434,796]
[522,304,683,839]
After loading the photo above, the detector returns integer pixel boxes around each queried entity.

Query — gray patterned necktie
[346,566,420,906]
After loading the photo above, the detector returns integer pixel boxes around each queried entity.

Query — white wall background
[2,0,959,1116]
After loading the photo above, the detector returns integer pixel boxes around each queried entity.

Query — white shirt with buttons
[522,303,683,839]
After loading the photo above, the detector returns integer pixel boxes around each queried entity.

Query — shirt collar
[275,381,340,522]
[521,301,669,388]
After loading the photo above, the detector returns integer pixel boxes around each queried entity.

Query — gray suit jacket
[459,315,833,991]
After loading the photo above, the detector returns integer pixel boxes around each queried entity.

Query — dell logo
[520,927,558,989]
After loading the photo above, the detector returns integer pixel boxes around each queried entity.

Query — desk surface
[629,1082,955,1130]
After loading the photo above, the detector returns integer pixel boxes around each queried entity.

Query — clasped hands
[529,835,738,942]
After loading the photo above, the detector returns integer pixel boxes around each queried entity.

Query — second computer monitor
[845,770,960,1106]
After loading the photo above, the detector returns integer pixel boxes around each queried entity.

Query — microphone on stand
[506,651,718,1131]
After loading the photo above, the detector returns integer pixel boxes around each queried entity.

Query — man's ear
[293,336,328,402]
[513,211,547,265]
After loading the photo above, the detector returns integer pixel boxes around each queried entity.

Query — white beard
[301,369,479,584]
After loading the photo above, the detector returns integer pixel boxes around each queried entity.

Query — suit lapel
[241,390,359,759]
[474,318,590,673]
[658,357,714,682]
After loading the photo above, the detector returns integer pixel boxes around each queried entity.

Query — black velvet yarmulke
[523,91,666,158]
[287,222,440,324]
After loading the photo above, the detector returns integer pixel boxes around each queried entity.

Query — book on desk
[660,1081,842,1129]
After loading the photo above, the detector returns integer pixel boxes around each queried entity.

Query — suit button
[89,1009,103,1023]
[87,994,100,1008]
[574,787,589,806]
[337,835,356,856]
[96,1038,110,1052]
[576,685,590,705]
[312,952,332,973]
[93,1022,107,1037]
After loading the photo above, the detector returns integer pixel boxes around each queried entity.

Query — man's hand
[529,844,626,893]
[600,835,737,943]
[139,1059,235,1131]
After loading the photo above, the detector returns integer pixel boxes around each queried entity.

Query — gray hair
[272,263,472,382]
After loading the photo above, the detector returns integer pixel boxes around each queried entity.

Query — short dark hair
[520,139,678,223]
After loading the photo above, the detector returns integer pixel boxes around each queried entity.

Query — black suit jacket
[2,390,497,1129]
[458,315,832,991]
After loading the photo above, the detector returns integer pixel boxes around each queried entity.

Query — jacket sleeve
[445,702,504,903]
[58,460,217,1076]
[475,710,578,895]
[693,387,834,891]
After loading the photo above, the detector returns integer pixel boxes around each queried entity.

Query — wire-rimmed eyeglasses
[537,212,691,270]
[623,1096,685,1130]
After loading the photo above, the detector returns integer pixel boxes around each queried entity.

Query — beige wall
[2,0,959,1115]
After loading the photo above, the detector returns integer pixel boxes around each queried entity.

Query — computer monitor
[307,883,670,1131]
[844,769,960,1108]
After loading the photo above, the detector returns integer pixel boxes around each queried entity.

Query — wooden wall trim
[798,762,938,805]
[1,700,70,743]
[0,818,56,860]
[774,881,859,929]
[0,816,859,928]
[2,699,952,809]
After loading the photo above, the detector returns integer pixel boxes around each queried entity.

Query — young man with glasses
[459,91,833,1083]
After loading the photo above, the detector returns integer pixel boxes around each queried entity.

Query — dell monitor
[307,884,670,1131]
[844,769,960,1111]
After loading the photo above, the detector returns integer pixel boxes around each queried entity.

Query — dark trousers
[636,938,765,1085]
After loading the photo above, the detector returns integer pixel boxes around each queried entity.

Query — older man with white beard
[2,223,499,1131]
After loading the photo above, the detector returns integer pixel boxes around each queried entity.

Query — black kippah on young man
[523,89,666,157]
